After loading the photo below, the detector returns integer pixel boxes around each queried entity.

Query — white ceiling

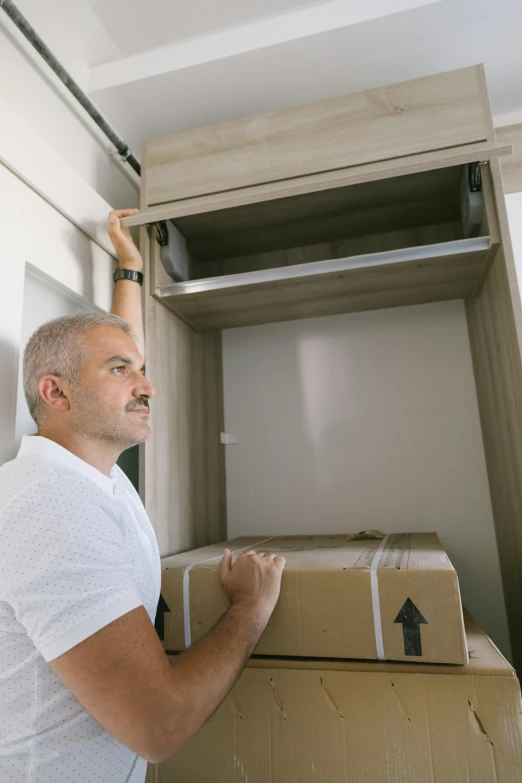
[87,0,328,56]
[82,0,522,158]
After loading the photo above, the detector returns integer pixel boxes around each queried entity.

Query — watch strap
[113,268,143,286]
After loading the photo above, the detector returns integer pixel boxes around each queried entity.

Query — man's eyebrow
[103,355,132,365]
[103,355,146,373]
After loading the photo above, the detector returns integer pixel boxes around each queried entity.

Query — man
[0,209,285,782]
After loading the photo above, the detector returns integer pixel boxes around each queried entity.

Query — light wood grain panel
[466,157,522,674]
[161,245,490,330]
[183,280,474,331]
[475,65,496,142]
[472,164,500,296]
[123,141,512,229]
[496,124,522,193]
[201,330,227,543]
[144,67,489,205]
[141,231,226,555]
[478,164,500,243]
[138,228,149,507]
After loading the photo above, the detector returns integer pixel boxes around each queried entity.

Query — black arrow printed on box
[394,598,428,657]
[154,594,171,642]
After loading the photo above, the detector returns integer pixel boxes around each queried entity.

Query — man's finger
[219,549,232,577]
[109,208,140,219]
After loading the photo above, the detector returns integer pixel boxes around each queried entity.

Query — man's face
[67,325,156,450]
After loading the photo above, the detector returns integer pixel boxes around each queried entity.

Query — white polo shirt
[0,435,161,783]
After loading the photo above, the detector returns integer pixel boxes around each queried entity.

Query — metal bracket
[154,221,169,247]
[152,220,190,282]
[461,163,483,238]
[468,162,482,192]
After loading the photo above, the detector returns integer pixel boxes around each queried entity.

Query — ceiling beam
[88,0,444,93]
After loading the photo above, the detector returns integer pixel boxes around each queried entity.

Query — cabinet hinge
[468,162,482,193]
[154,221,169,247]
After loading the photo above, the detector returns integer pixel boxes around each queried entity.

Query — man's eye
[113,366,126,374]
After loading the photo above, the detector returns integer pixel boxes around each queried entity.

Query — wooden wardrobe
[122,65,522,675]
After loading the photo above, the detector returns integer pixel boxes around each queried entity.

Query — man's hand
[109,208,146,358]
[219,548,286,624]
[108,208,142,271]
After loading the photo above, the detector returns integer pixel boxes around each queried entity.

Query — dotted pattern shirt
[0,436,161,783]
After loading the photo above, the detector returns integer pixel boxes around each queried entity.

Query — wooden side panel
[140,228,226,556]
[466,159,522,674]
[496,124,522,193]
[145,66,490,206]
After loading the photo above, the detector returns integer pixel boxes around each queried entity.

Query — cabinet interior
[179,166,468,278]
[151,164,497,330]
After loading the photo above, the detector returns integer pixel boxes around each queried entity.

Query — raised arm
[108,208,145,359]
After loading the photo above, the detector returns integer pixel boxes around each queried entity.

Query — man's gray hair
[23,312,133,424]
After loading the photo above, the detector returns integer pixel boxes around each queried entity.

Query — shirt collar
[17,435,118,496]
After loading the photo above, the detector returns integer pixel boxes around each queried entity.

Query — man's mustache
[126,399,150,412]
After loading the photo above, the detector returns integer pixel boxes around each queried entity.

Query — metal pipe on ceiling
[0,0,141,177]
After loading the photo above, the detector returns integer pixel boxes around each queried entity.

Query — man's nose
[134,374,156,399]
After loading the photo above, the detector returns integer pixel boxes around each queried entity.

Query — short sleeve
[0,477,143,661]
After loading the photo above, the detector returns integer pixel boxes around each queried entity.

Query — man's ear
[37,375,71,414]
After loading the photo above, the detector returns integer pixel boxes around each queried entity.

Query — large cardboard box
[159,532,468,664]
[150,615,522,783]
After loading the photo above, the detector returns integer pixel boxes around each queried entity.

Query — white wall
[223,300,511,659]
[0,163,114,463]
[0,1,138,466]
[0,0,136,207]
[14,266,100,455]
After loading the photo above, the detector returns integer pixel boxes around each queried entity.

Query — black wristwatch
[113,268,144,286]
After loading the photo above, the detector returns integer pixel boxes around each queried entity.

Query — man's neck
[36,429,120,477]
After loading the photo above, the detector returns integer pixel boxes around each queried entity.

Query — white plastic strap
[183,536,276,648]
[369,535,390,661]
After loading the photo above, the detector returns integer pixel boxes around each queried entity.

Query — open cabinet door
[139,227,227,557]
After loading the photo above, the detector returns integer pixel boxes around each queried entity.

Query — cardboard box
[159,532,468,664]
[150,614,522,783]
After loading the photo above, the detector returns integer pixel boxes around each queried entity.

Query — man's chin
[118,422,151,451]
[132,422,151,444]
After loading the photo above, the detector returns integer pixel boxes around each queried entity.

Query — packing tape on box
[183,537,277,648]
[370,534,390,661]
